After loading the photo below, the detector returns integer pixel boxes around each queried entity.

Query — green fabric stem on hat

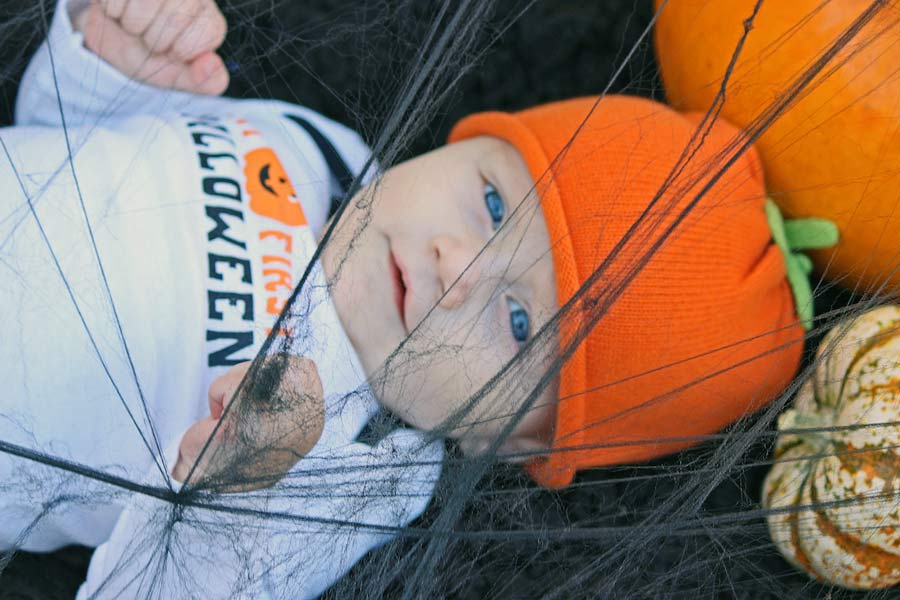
[765,198,839,331]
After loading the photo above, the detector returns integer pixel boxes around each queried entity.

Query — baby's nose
[433,233,483,311]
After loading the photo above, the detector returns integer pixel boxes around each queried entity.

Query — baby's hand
[72,0,229,95]
[172,355,325,490]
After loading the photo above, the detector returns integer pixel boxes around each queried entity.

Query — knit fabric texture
[449,95,804,488]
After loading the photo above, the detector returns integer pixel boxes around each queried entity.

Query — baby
[0,0,815,597]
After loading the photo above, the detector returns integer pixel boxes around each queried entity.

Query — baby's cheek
[380,312,509,431]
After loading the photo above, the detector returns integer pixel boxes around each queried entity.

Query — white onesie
[0,1,443,598]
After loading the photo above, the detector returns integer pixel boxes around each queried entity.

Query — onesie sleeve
[14,0,219,128]
[75,429,444,600]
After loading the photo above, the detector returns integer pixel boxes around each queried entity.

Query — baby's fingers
[229,355,325,481]
[98,0,129,21]
[208,361,252,419]
[80,2,228,95]
[141,0,200,55]
[142,0,227,61]
[173,416,219,482]
[117,0,162,38]
[171,3,227,61]
[188,356,325,490]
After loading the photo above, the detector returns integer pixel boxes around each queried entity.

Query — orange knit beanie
[449,95,804,488]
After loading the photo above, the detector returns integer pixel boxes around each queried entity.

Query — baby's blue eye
[484,183,505,230]
[507,298,530,343]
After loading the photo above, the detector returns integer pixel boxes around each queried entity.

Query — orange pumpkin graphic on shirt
[243,147,306,226]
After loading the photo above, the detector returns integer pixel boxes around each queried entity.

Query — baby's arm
[15,0,228,128]
[75,363,444,598]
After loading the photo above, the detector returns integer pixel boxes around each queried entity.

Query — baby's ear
[457,434,548,464]
[497,435,550,464]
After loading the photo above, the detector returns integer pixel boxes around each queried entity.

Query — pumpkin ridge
[822,320,900,419]
[833,441,900,490]
[788,483,822,582]
[810,481,900,581]
[764,466,798,508]
[772,437,805,461]
[855,376,900,399]
[842,322,900,401]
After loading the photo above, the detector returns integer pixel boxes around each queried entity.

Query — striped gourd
[762,305,900,590]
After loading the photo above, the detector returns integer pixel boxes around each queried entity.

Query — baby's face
[321,136,558,456]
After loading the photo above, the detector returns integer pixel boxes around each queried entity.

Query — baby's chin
[345,284,408,356]
[360,348,436,407]
[322,262,401,371]
[360,373,413,424]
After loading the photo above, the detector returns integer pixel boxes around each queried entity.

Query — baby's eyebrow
[481,147,521,200]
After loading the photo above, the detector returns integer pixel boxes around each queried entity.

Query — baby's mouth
[389,250,408,333]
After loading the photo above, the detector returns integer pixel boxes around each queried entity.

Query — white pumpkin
[762,305,900,590]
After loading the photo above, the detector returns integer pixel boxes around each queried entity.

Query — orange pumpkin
[761,305,900,589]
[653,1,900,294]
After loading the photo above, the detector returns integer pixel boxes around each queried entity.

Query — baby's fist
[74,0,229,95]
[173,355,325,490]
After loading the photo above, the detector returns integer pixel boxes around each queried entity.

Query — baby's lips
[390,250,413,334]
